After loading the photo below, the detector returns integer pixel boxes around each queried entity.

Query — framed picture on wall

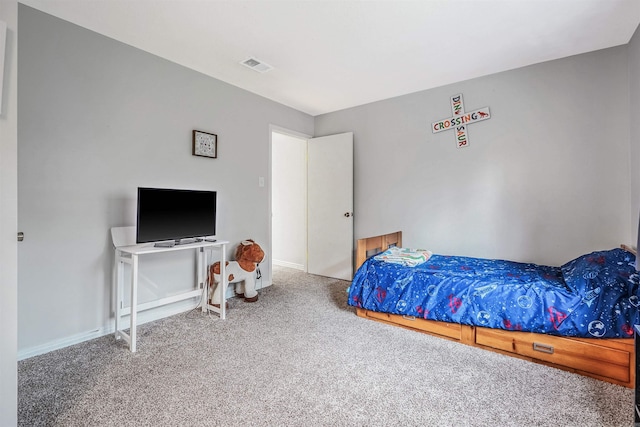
[192,130,217,158]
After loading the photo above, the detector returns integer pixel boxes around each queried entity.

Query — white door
[307,132,354,280]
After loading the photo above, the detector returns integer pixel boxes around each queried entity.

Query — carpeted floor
[18,266,634,426]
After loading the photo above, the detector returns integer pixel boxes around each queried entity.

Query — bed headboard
[356,233,636,272]
[355,231,402,270]
[621,244,637,256]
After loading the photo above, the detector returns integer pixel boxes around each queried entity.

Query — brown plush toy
[209,239,265,305]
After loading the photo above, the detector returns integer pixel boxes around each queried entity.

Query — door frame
[0,1,18,424]
[268,125,312,275]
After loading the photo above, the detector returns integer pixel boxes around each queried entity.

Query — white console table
[111,226,228,352]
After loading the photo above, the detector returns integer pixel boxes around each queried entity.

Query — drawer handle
[533,342,554,354]
[402,315,416,321]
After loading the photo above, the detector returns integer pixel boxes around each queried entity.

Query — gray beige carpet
[19,266,633,426]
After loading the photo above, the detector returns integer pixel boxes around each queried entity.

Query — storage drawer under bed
[354,307,634,387]
[475,327,632,383]
[361,309,466,342]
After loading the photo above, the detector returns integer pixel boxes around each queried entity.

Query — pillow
[560,248,636,295]
[374,246,432,267]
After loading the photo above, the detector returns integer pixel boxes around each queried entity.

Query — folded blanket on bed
[374,246,432,267]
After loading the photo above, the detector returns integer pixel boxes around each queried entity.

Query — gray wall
[316,46,631,266]
[17,3,640,358]
[18,6,313,354]
[629,24,640,244]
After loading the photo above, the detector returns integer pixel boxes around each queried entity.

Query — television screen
[136,187,217,244]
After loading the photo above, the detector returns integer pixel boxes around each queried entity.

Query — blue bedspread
[348,248,640,338]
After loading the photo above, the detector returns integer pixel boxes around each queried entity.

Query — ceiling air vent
[240,57,273,73]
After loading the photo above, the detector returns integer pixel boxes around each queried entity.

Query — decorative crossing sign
[431,94,491,148]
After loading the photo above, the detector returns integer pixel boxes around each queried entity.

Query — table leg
[115,249,122,339]
[198,247,205,313]
[130,253,138,352]
[220,244,226,320]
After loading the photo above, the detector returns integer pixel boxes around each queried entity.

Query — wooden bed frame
[354,231,636,388]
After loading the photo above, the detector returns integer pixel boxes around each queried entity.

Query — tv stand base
[154,241,176,248]
[154,237,203,248]
[113,236,229,352]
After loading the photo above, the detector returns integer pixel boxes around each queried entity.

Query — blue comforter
[348,248,640,338]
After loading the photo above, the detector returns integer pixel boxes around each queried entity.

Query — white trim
[273,259,305,271]
[18,298,198,360]
[269,124,311,141]
[18,276,273,360]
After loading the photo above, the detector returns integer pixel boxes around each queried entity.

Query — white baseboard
[18,298,200,361]
[18,326,111,362]
[273,259,305,271]
[19,277,273,361]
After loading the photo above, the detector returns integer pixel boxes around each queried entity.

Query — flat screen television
[136,187,217,245]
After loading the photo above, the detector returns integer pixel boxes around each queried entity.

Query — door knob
[344,212,353,218]
[17,232,24,242]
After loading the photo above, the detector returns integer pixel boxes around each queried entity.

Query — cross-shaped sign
[431,94,491,148]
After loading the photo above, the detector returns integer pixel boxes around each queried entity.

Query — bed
[349,231,639,387]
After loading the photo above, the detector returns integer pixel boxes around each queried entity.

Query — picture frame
[192,130,217,158]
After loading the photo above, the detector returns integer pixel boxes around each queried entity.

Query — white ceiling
[20,0,640,116]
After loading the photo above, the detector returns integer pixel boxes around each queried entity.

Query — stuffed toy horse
[208,239,265,306]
